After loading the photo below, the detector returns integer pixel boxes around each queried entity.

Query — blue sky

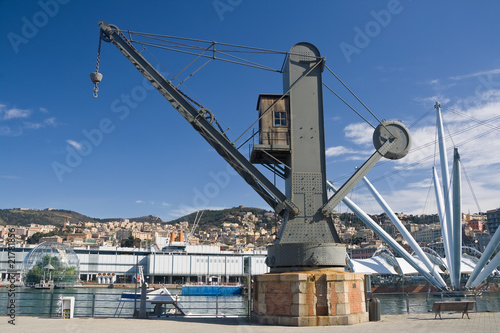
[1,0,500,220]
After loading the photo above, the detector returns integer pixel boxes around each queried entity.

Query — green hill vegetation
[0,208,165,227]
[168,206,278,230]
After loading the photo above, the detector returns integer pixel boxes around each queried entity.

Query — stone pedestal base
[252,270,369,326]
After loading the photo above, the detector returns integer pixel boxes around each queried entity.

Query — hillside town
[1,207,498,259]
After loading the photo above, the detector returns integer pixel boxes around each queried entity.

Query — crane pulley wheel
[198,108,214,124]
[373,120,412,160]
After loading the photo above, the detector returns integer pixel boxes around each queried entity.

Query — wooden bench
[432,301,476,319]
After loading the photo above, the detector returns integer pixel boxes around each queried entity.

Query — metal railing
[371,290,500,315]
[0,289,250,318]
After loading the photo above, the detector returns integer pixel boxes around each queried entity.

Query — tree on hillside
[120,236,143,248]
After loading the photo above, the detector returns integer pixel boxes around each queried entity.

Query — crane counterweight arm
[98,21,298,217]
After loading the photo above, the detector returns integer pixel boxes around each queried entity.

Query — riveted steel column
[267,43,345,271]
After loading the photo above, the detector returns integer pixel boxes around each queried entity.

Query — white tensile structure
[340,102,500,291]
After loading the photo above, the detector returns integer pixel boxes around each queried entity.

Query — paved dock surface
[2,312,499,333]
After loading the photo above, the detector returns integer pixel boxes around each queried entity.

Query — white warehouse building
[0,243,269,285]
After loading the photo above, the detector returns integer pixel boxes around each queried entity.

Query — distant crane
[54,214,74,232]
[186,210,204,245]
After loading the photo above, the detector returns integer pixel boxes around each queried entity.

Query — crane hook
[91,32,103,98]
[90,71,103,98]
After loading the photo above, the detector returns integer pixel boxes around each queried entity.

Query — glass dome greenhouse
[22,242,80,287]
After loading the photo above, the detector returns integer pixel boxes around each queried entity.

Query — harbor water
[374,291,500,314]
[1,287,499,317]
[1,287,249,318]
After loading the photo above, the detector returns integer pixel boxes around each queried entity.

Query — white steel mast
[451,148,462,289]
[363,176,448,289]
[433,167,453,280]
[327,181,445,289]
[435,101,458,289]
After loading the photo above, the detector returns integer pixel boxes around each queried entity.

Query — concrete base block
[252,270,368,326]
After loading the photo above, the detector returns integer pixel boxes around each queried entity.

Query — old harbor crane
[92,21,411,272]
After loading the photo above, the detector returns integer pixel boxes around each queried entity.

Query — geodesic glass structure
[22,242,80,287]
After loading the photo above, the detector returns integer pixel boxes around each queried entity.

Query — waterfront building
[349,247,377,259]
[486,208,500,235]
[0,243,268,284]
[412,226,442,244]
[468,219,484,231]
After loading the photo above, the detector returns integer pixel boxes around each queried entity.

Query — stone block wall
[252,270,369,326]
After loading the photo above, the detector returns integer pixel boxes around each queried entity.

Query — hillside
[0,207,274,230]
[168,207,278,230]
[0,208,164,227]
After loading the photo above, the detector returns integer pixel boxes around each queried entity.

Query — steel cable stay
[114,32,290,147]
[322,82,375,129]
[128,40,282,73]
[97,25,494,191]
[443,106,500,133]
[132,39,237,138]
[462,164,482,213]
[323,64,395,137]
[170,42,216,84]
[125,30,287,73]
[142,48,208,111]
[126,30,290,55]
[323,99,500,191]
[330,123,500,194]
[231,59,324,146]
[409,106,434,129]
[369,107,500,170]
[104,28,398,153]
[421,176,436,216]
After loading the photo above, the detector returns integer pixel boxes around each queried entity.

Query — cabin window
[274,111,287,127]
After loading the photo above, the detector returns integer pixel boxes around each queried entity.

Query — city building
[486,208,500,235]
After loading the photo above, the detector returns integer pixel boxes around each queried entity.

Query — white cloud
[0,175,19,179]
[325,146,355,157]
[1,107,31,120]
[344,122,373,145]
[23,118,57,130]
[23,122,43,130]
[0,125,22,136]
[39,107,48,113]
[44,117,56,126]
[337,87,500,216]
[66,139,83,150]
[0,104,56,135]
[413,95,450,105]
[135,200,170,207]
[367,93,500,214]
[450,68,500,81]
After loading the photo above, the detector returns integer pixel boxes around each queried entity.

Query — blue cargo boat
[181,284,243,295]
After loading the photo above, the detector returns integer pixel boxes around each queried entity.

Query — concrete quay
[2,312,500,333]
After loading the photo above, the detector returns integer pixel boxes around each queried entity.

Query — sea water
[1,287,499,317]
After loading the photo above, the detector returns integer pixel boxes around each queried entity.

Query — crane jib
[97,21,299,217]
